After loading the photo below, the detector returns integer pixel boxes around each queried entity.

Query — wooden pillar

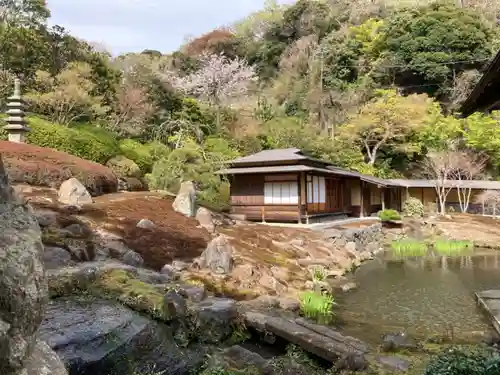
[381,187,386,211]
[303,172,309,224]
[297,173,304,224]
[404,187,409,211]
[261,207,266,223]
[360,181,365,218]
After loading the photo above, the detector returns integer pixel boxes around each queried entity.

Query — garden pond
[335,247,500,346]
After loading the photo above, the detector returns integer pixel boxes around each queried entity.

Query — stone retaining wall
[322,223,383,253]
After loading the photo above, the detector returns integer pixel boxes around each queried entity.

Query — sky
[46,0,292,55]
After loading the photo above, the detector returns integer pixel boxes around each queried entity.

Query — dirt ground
[20,187,358,299]
[434,214,500,248]
[25,188,210,269]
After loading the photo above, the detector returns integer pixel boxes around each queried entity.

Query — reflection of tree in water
[340,253,500,340]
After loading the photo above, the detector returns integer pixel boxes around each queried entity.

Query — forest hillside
[2,0,500,208]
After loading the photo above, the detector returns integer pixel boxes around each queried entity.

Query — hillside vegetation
[2,0,500,207]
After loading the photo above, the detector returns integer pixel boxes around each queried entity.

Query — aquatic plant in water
[433,239,473,255]
[299,291,335,325]
[390,239,428,257]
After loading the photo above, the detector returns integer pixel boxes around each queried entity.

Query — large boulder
[173,181,196,217]
[58,178,93,205]
[95,231,144,267]
[0,156,65,375]
[190,297,238,344]
[43,246,76,270]
[39,298,205,375]
[25,340,68,375]
[194,234,234,274]
[196,206,215,233]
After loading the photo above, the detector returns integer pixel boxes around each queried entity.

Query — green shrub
[147,140,232,210]
[309,265,327,282]
[119,139,154,173]
[1,116,120,164]
[390,239,428,257]
[403,197,425,217]
[145,141,170,161]
[299,291,335,325]
[423,347,500,375]
[119,140,170,173]
[0,122,6,140]
[378,209,401,221]
[106,155,142,178]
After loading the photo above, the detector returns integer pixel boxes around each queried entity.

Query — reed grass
[299,291,335,325]
[390,239,428,257]
[433,239,474,255]
[309,265,327,282]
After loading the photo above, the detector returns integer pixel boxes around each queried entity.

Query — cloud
[46,0,288,55]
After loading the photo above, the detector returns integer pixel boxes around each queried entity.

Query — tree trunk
[457,187,465,213]
[216,105,221,130]
[437,188,447,215]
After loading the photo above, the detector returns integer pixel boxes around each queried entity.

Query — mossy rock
[95,269,168,320]
[48,267,170,321]
[41,226,96,261]
[106,155,142,178]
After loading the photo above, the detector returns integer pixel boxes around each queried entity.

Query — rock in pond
[38,298,205,375]
[375,356,411,372]
[381,332,421,352]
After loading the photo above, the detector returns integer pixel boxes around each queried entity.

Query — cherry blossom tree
[109,82,156,137]
[163,53,257,128]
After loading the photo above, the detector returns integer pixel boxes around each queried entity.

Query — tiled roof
[460,50,500,117]
[230,148,307,165]
[221,149,500,190]
[388,179,500,190]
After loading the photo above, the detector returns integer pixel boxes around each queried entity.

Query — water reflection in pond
[336,249,500,345]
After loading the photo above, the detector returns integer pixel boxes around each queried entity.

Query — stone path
[475,290,500,335]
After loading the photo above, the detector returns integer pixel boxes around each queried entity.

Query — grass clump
[309,265,327,282]
[390,239,428,257]
[300,291,335,325]
[433,239,473,255]
[378,209,402,222]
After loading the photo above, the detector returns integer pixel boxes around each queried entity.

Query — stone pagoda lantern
[4,78,30,143]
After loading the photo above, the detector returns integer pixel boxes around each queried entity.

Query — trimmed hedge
[106,155,142,178]
[0,116,120,164]
[119,139,170,173]
[378,209,401,221]
[0,140,118,195]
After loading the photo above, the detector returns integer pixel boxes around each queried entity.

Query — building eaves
[459,50,500,117]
